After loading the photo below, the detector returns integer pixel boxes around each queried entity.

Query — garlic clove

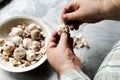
[26,50,35,61]
[3,41,15,54]
[12,36,23,46]
[31,41,41,52]
[24,23,38,35]
[13,47,26,59]
[57,24,69,35]
[23,38,32,49]
[31,29,41,40]
[9,27,23,37]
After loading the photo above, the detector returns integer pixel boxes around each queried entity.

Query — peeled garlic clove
[31,41,41,52]
[3,41,15,53]
[23,38,32,49]
[31,29,41,40]
[12,36,23,46]
[0,39,5,46]
[26,50,35,61]
[9,27,23,37]
[13,47,26,59]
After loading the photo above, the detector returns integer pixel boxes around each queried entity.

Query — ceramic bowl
[0,16,51,72]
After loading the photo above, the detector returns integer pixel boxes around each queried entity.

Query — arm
[46,32,90,80]
[61,0,120,30]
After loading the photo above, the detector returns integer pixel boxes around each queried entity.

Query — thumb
[63,10,81,21]
[58,33,68,48]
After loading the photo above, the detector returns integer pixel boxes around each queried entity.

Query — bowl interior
[0,17,51,72]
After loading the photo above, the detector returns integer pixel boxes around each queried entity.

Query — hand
[61,0,120,30]
[46,32,81,76]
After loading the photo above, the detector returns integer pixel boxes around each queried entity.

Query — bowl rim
[0,16,52,72]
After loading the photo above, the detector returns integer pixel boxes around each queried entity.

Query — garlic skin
[31,29,41,40]
[0,39,5,46]
[13,47,26,59]
[12,36,23,46]
[31,41,41,52]
[3,41,15,55]
[26,50,35,61]
[9,27,23,37]
[23,38,32,49]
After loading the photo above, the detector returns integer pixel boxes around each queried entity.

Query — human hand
[61,0,120,30]
[46,32,81,76]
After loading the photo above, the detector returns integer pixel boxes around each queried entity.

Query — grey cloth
[0,0,120,80]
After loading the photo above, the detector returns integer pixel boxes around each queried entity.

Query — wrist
[58,63,82,76]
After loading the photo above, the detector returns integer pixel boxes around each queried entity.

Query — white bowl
[0,16,52,72]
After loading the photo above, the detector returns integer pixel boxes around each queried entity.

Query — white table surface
[0,0,120,80]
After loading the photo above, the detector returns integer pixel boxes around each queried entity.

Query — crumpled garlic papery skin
[0,39,5,46]
[57,24,69,35]
[13,47,26,59]
[31,41,41,52]
[9,27,23,37]
[23,38,32,49]
[31,29,41,40]
[3,41,15,56]
[12,36,23,46]
[26,50,35,61]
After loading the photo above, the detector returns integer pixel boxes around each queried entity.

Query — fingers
[58,33,68,48]
[63,10,81,21]
[47,32,59,49]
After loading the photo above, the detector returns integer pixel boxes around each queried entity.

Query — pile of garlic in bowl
[0,16,51,72]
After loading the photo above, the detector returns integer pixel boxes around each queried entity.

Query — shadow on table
[6,61,56,80]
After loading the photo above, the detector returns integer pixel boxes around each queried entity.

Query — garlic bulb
[31,41,41,52]
[12,36,23,46]
[13,47,26,59]
[31,29,41,40]
[3,41,15,55]
[23,38,32,49]
[9,27,23,37]
[26,50,35,61]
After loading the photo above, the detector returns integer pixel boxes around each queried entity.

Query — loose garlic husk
[3,41,15,56]
[31,41,41,52]
[13,47,26,59]
[26,50,35,61]
[12,36,23,46]
[0,39,5,46]
[23,38,32,49]
[9,27,23,37]
[31,29,41,40]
